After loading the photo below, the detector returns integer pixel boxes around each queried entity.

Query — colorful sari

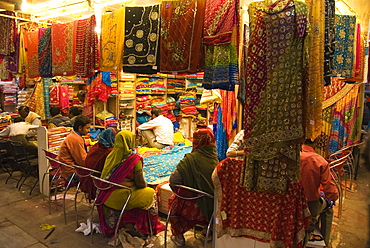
[0,11,15,56]
[324,0,335,85]
[160,0,205,73]
[123,5,160,74]
[169,128,219,236]
[98,131,164,237]
[75,15,99,78]
[332,15,356,77]
[100,7,125,72]
[242,0,308,194]
[25,30,40,78]
[38,27,52,77]
[52,22,75,76]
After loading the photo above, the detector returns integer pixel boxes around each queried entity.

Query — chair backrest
[328,151,352,170]
[170,184,214,201]
[90,175,131,195]
[73,164,101,178]
[0,139,13,156]
[44,154,74,171]
[10,140,31,161]
[43,149,60,169]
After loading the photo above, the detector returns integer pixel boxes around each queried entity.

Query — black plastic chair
[0,139,17,184]
[164,184,214,248]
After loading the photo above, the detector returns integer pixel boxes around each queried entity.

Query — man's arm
[0,127,10,137]
[320,162,339,201]
[137,118,158,130]
[32,118,42,126]
[70,139,87,166]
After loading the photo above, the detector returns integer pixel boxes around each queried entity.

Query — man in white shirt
[226,129,245,159]
[138,108,174,149]
[0,117,39,156]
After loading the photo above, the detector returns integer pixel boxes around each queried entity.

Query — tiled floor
[0,165,368,248]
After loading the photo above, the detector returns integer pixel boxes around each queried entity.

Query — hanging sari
[52,22,75,76]
[304,0,324,141]
[43,78,51,119]
[160,0,205,73]
[38,27,52,77]
[332,15,356,78]
[18,32,26,75]
[0,11,15,56]
[242,0,308,194]
[25,30,40,78]
[100,7,125,72]
[323,0,335,85]
[123,5,160,74]
[75,15,99,78]
[203,0,238,45]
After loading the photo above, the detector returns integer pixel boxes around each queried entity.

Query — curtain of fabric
[38,27,52,77]
[52,22,75,76]
[42,78,52,119]
[75,15,99,78]
[160,0,205,73]
[123,5,161,74]
[332,14,356,77]
[25,30,40,78]
[0,11,15,56]
[324,0,335,85]
[100,7,125,72]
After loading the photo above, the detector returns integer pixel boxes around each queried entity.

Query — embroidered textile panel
[123,5,160,74]
[160,0,205,73]
[52,22,75,76]
[0,11,15,56]
[100,7,125,72]
[324,0,335,85]
[25,30,40,78]
[332,14,356,78]
[38,27,52,77]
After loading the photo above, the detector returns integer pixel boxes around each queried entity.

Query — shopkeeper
[18,106,41,126]
[137,108,174,149]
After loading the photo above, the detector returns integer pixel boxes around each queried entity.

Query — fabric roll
[123,5,160,74]
[100,7,125,72]
[160,0,205,73]
[52,22,75,76]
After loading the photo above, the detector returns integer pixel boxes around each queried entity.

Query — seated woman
[168,128,219,246]
[97,130,164,238]
[79,127,116,201]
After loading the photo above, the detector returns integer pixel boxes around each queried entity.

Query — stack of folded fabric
[118,81,135,100]
[179,92,198,117]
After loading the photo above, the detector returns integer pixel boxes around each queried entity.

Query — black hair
[13,117,24,123]
[304,139,315,145]
[69,106,82,117]
[151,108,162,117]
[73,115,91,131]
[18,106,29,112]
[50,106,61,117]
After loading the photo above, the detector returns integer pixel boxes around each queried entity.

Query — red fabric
[24,31,40,78]
[323,78,345,101]
[192,128,215,151]
[168,194,207,236]
[300,145,338,202]
[213,158,309,247]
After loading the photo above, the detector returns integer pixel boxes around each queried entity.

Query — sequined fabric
[203,0,238,45]
[101,8,125,72]
[123,5,160,74]
[212,158,309,246]
[25,30,40,78]
[52,22,75,76]
[332,15,356,77]
[242,0,308,194]
[324,0,335,85]
[38,27,52,77]
[75,15,99,78]
[160,0,205,73]
[0,11,15,56]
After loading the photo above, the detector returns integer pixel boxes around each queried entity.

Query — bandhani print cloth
[75,15,99,78]
[100,7,125,72]
[203,0,238,45]
[0,11,15,56]
[212,158,309,247]
[123,5,160,74]
[332,15,356,77]
[25,30,40,78]
[160,0,206,73]
[52,22,75,76]
[38,27,52,77]
[242,0,308,194]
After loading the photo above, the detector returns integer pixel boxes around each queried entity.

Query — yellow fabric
[18,31,27,75]
[173,131,185,143]
[25,111,41,125]
[101,130,134,179]
[137,146,162,154]
[304,0,324,140]
[100,7,125,72]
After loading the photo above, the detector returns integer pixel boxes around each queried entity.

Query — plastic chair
[164,184,214,248]
[0,139,17,184]
[43,154,78,224]
[10,140,39,195]
[90,175,133,248]
[72,164,101,228]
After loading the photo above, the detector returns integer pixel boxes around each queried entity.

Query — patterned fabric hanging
[38,27,52,77]
[0,11,16,56]
[24,30,40,78]
[52,22,75,76]
[324,0,335,85]
[100,7,125,72]
[75,15,99,78]
[242,0,308,194]
[26,80,45,119]
[304,0,324,141]
[160,0,205,73]
[43,78,52,119]
[332,15,356,78]
[123,5,161,74]
[203,0,238,45]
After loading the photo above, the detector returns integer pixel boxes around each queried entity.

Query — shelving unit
[117,72,136,132]
[0,80,18,112]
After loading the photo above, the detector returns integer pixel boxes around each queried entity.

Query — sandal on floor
[171,235,185,247]
[309,234,324,242]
